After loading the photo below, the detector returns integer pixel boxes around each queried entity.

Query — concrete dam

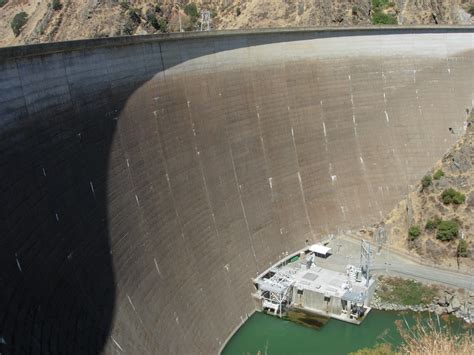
[0,27,473,354]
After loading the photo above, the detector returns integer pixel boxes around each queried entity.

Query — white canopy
[309,244,331,255]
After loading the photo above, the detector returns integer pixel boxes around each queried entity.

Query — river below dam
[222,310,471,355]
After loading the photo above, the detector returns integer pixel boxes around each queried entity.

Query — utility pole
[360,240,371,287]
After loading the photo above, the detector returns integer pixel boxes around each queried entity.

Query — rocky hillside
[381,108,474,272]
[1,0,473,47]
[372,276,474,323]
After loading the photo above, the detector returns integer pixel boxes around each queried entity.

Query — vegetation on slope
[377,276,438,306]
[2,1,473,47]
[383,108,474,270]
[351,317,473,354]
[371,0,398,25]
[11,12,28,37]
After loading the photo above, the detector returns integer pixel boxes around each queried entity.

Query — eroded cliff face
[398,0,472,25]
[214,0,473,28]
[1,0,472,47]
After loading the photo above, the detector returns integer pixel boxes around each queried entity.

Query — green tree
[421,175,432,190]
[457,239,468,257]
[371,0,397,25]
[184,2,199,22]
[147,13,159,30]
[436,220,459,241]
[372,0,389,8]
[408,225,421,241]
[425,216,441,231]
[372,12,397,24]
[441,188,465,205]
[0,0,9,9]
[51,0,62,11]
[433,169,444,180]
[11,12,28,36]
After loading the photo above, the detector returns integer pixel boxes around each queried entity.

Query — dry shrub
[396,318,473,354]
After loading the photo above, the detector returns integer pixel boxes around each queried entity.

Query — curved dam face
[0,28,473,354]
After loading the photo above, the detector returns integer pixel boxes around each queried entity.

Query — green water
[222,310,469,355]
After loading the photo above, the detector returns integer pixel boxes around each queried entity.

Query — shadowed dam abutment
[0,28,473,354]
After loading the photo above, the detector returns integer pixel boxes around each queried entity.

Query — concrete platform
[254,247,375,324]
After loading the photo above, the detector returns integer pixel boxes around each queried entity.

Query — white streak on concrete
[323,122,327,137]
[229,145,258,267]
[350,94,354,105]
[384,111,390,123]
[90,181,95,197]
[55,213,60,222]
[291,127,294,137]
[127,294,136,311]
[135,194,140,207]
[360,156,364,164]
[268,177,273,189]
[413,70,416,83]
[42,168,46,176]
[348,74,351,81]
[15,253,22,272]
[154,258,162,278]
[340,206,346,218]
[187,100,191,108]
[126,159,130,168]
[331,175,337,183]
[352,115,356,124]
[111,336,124,352]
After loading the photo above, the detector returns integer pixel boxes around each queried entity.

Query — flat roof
[274,261,373,300]
[309,244,331,255]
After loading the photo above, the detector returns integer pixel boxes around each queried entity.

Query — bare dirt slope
[1,0,473,47]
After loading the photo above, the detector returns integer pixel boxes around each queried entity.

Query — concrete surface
[321,236,473,290]
[0,28,473,354]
